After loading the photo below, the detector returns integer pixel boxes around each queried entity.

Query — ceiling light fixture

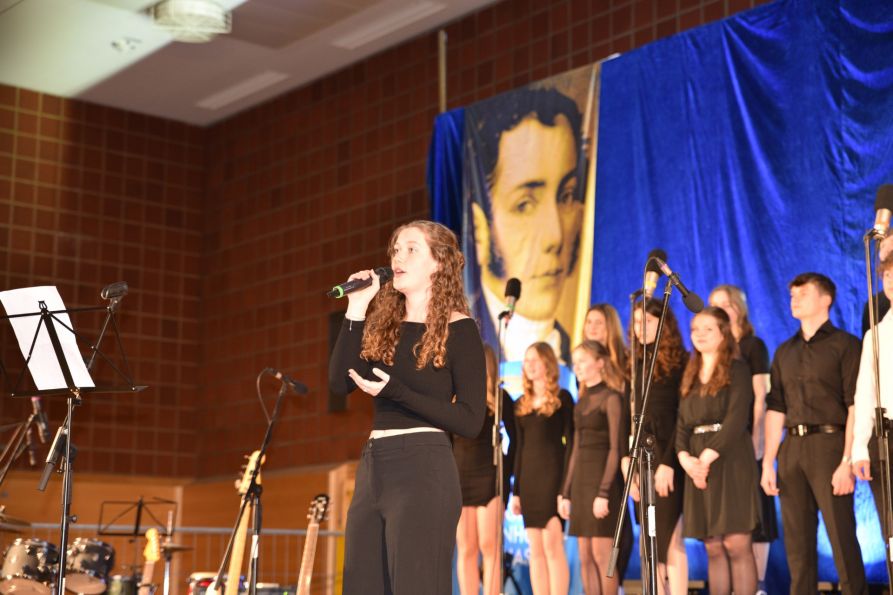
[151,0,231,43]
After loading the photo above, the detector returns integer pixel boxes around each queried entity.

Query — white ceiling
[0,0,497,126]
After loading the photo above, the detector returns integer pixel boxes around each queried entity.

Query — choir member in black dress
[454,344,516,595]
[708,284,777,594]
[582,304,634,580]
[558,340,626,595]
[676,307,760,595]
[510,342,574,595]
[328,220,487,595]
[625,297,688,595]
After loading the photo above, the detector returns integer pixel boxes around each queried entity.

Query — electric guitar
[296,494,330,595]
[138,528,160,595]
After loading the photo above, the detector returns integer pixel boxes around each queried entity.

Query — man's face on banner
[473,113,582,321]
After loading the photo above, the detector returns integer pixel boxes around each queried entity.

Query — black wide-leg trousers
[342,431,461,595]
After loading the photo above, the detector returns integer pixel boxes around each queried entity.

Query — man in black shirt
[761,272,866,595]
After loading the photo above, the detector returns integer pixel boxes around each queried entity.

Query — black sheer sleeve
[598,391,622,499]
[502,390,518,489]
[512,407,524,496]
[560,389,575,486]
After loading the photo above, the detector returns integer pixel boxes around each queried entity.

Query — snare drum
[0,538,59,595]
[65,538,115,594]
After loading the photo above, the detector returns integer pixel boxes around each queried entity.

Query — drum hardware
[64,538,115,594]
[0,538,59,595]
[0,507,30,534]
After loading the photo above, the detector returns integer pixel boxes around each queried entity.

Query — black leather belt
[786,424,844,437]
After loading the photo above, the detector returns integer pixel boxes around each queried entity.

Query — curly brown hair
[680,307,739,397]
[629,297,687,382]
[360,220,471,369]
[515,342,563,417]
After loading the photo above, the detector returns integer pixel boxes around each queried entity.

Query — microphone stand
[863,231,893,592]
[493,310,510,595]
[608,281,673,595]
[210,370,300,595]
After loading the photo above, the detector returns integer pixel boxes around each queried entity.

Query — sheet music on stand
[0,286,95,391]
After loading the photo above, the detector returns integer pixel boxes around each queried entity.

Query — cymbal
[160,542,192,553]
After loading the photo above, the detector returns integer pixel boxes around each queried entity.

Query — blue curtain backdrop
[429,0,893,591]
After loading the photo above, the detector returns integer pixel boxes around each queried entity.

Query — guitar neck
[296,523,320,595]
[224,501,252,595]
[137,561,155,595]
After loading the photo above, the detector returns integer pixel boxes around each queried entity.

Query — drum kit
[0,509,193,595]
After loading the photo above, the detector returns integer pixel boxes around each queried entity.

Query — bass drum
[65,538,115,594]
[0,538,60,595]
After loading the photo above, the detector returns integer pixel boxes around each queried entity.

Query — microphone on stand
[871,185,893,238]
[652,257,704,313]
[267,368,308,395]
[327,267,394,298]
[25,426,36,466]
[643,249,667,299]
[100,281,128,312]
[499,278,522,321]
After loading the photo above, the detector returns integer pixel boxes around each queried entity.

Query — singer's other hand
[593,497,609,519]
[347,367,390,397]
[510,495,521,516]
[345,269,381,318]
[760,464,779,496]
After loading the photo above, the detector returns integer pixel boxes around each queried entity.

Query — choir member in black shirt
[709,284,777,594]
[558,340,625,595]
[676,307,759,595]
[329,220,487,595]
[625,297,689,595]
[454,343,516,595]
[762,272,866,595]
[511,342,574,595]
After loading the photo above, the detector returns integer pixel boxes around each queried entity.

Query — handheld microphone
[499,278,522,321]
[101,281,128,300]
[31,397,49,443]
[267,368,309,395]
[652,257,704,313]
[327,267,394,298]
[643,249,667,298]
[872,185,893,238]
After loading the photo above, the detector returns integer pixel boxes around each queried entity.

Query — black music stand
[0,284,146,595]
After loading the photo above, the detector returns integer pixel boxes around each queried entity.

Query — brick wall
[0,86,204,477]
[0,0,768,478]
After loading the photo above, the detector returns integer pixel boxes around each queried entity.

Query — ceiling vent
[151,0,231,43]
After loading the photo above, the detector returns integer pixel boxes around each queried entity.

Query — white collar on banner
[481,282,563,363]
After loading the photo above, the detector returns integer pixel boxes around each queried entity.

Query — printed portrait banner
[461,63,600,393]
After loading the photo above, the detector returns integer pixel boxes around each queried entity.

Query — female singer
[583,304,628,374]
[511,342,574,595]
[676,307,760,594]
[709,284,776,594]
[454,344,516,595]
[328,220,487,595]
[558,340,625,595]
[626,297,688,595]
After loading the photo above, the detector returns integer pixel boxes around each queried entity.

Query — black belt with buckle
[786,424,844,437]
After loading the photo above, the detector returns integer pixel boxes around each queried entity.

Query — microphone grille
[875,185,893,212]
[646,248,667,273]
[505,278,521,300]
[375,266,394,283]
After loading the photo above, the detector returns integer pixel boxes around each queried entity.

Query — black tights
[577,537,618,595]
[702,533,757,595]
